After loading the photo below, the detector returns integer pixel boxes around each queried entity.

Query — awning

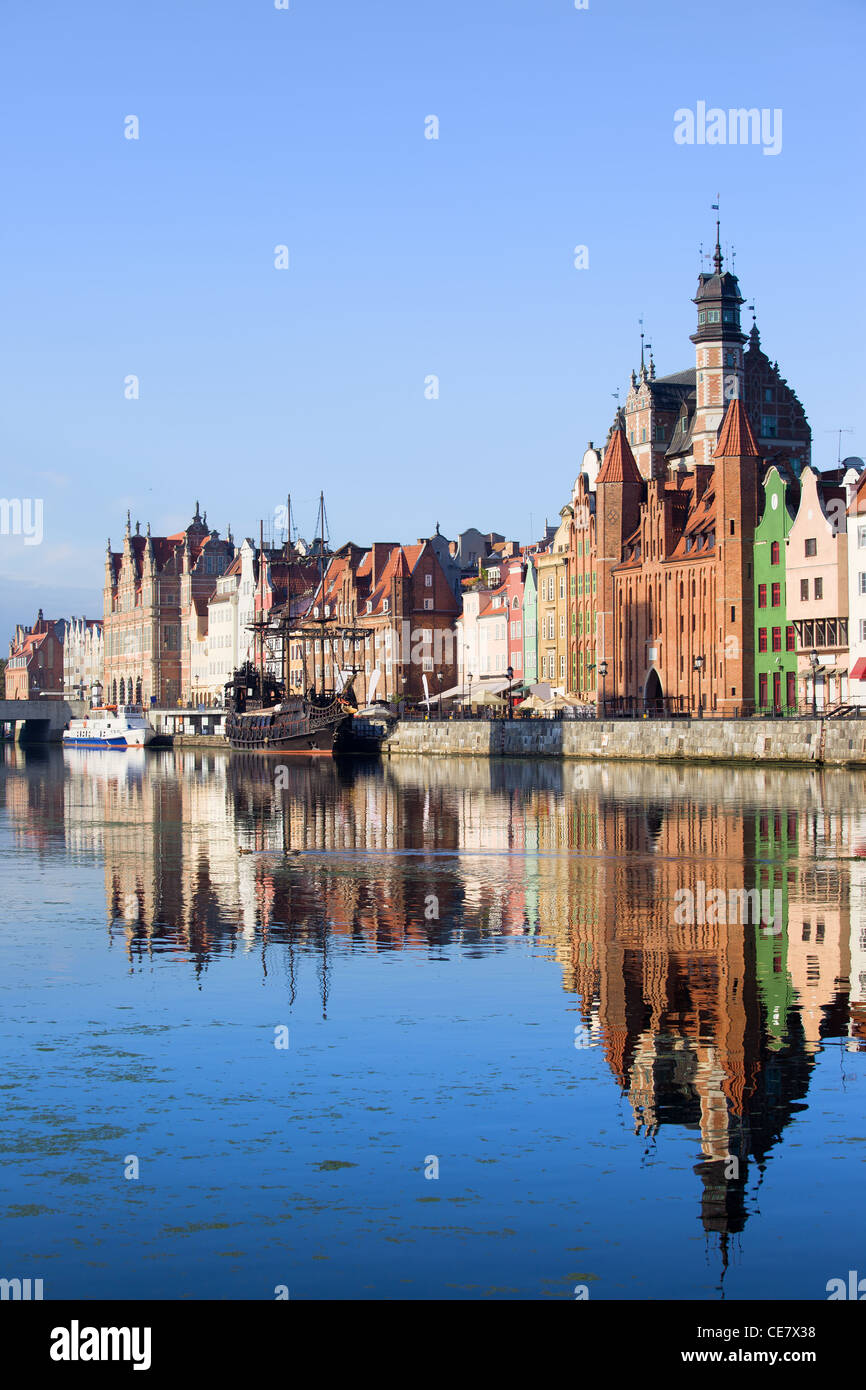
[851,658,866,680]
[436,676,521,700]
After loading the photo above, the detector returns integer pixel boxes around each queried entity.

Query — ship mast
[258,518,265,700]
[317,491,326,698]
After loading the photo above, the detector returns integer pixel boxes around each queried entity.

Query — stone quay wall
[381,718,866,767]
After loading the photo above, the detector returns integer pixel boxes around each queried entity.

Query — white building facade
[63,617,103,699]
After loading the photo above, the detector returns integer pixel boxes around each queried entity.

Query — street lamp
[810,647,820,717]
[693,654,704,719]
[468,672,474,719]
[599,659,608,720]
[436,670,442,719]
[506,665,514,720]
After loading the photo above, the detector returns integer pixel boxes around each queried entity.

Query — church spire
[713,218,723,274]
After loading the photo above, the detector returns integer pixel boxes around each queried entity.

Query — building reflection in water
[2,742,863,1268]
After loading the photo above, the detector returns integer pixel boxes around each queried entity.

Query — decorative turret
[143,522,155,576]
[689,222,748,469]
[690,224,747,349]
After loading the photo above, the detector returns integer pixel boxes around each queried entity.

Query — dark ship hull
[333,705,398,756]
[225,704,350,755]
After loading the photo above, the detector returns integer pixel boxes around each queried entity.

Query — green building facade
[754,466,798,713]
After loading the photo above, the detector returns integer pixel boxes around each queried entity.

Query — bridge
[0,698,87,743]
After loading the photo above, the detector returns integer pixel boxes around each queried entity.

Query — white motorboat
[62,704,155,749]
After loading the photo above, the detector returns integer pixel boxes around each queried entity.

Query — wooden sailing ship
[224,494,375,756]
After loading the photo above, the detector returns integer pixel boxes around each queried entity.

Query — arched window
[119,678,125,704]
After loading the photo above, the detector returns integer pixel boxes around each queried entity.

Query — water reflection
[2,743,865,1268]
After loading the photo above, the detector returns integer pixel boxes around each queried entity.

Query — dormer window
[383,599,389,613]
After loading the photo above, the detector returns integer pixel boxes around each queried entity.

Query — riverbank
[381,716,866,767]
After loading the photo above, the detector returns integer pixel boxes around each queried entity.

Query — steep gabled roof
[714,398,760,459]
[597,427,643,486]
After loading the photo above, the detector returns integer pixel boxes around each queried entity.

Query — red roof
[714,399,760,458]
[851,657,866,680]
[597,427,643,486]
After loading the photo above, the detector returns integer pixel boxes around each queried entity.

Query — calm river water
[1,744,863,1300]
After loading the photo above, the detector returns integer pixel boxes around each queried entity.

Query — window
[707,309,720,324]
[758,628,768,652]
[424,598,433,610]
[764,388,773,404]
[786,626,796,651]
[771,583,781,607]
[761,417,778,438]
[805,538,817,557]
[772,627,782,652]
[860,620,866,643]
[560,655,565,679]
[859,526,866,549]
[800,579,809,601]
[814,577,823,600]
[770,541,780,566]
[859,572,866,595]
[698,311,706,324]
[758,584,767,608]
[424,573,432,587]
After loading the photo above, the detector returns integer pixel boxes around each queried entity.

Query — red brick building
[622,234,810,481]
[103,505,234,707]
[609,399,760,716]
[288,539,459,704]
[6,611,66,699]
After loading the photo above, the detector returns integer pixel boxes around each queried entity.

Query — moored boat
[63,704,155,749]
[224,663,354,755]
[333,702,398,755]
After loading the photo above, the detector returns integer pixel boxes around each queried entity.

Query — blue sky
[1,0,864,638]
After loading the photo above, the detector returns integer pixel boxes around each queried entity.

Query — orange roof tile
[713,399,760,458]
[597,427,643,486]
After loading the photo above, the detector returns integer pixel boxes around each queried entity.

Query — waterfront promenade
[381,715,866,767]
[133,710,866,767]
